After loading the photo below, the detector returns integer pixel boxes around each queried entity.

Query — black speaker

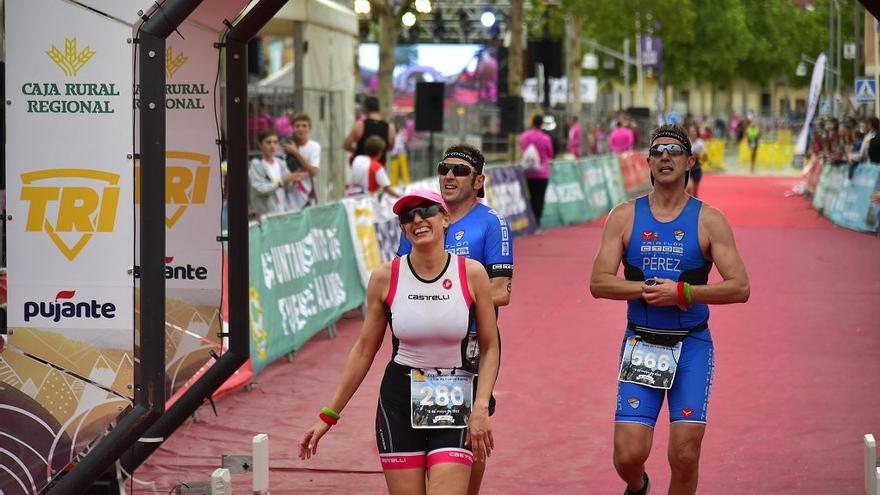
[527,39,563,78]
[415,82,445,132]
[626,107,651,119]
[497,46,509,99]
[498,96,524,134]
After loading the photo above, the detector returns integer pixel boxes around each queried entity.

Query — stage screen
[358,43,498,112]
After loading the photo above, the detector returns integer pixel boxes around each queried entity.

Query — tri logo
[135,151,211,228]
[20,168,120,261]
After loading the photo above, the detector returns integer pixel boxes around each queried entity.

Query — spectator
[567,116,582,158]
[746,120,760,173]
[343,96,396,165]
[248,130,295,218]
[542,115,559,157]
[608,121,635,154]
[281,113,321,211]
[520,114,554,226]
[347,136,401,198]
[866,118,880,164]
[687,126,707,198]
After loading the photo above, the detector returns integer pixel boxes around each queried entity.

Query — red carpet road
[135,175,880,494]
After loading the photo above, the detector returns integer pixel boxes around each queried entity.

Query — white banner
[343,195,401,288]
[795,53,826,156]
[134,22,222,296]
[6,0,135,330]
[522,76,598,105]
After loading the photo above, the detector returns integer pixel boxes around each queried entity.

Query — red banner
[617,151,651,192]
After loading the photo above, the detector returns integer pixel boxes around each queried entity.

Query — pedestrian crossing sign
[855,78,876,103]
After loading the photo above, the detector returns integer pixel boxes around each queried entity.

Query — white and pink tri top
[384,254,474,369]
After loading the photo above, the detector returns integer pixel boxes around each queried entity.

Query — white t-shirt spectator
[287,139,321,211]
[347,155,391,196]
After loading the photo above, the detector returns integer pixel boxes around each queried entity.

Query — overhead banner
[6,0,134,331]
[249,204,365,373]
[795,53,826,157]
[484,165,538,237]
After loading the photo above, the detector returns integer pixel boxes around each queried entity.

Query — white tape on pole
[211,467,231,495]
[867,434,877,495]
[253,433,270,494]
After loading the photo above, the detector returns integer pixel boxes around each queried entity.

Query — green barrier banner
[542,161,591,227]
[249,204,366,373]
[602,155,628,206]
[812,165,847,214]
[579,158,608,220]
[828,163,880,232]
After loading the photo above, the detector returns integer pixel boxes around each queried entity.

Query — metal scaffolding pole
[119,0,289,476]
[48,0,203,490]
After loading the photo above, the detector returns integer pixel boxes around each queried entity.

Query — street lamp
[402,11,416,27]
[480,11,495,28]
[354,0,370,15]
[414,0,431,14]
[796,61,807,77]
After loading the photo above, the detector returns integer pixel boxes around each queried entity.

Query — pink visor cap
[392,189,448,215]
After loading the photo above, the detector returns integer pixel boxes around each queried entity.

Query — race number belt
[618,336,682,390]
[410,368,474,429]
[627,321,708,346]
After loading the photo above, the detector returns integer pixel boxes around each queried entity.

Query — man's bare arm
[590,202,644,300]
[691,206,749,304]
[489,276,511,307]
[386,122,397,150]
[342,121,362,152]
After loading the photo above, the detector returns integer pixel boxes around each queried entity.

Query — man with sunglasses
[397,144,513,494]
[590,125,750,495]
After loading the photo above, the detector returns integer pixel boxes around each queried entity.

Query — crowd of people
[288,122,750,495]
[247,96,408,220]
[807,115,880,166]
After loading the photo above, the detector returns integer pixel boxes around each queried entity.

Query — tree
[663,0,751,89]
[369,0,414,119]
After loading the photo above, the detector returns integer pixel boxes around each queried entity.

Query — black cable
[214,25,230,355]
[129,13,145,495]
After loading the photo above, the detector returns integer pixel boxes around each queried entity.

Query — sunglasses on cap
[648,143,687,157]
[399,203,444,224]
[437,162,476,177]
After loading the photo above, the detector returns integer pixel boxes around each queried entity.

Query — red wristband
[319,412,338,426]
[677,281,686,307]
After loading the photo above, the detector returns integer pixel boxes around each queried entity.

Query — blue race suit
[616,195,714,427]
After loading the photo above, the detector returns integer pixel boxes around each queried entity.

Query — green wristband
[321,406,341,420]
[684,282,693,306]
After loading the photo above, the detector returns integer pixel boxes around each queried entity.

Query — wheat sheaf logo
[46,37,95,77]
[166,47,187,78]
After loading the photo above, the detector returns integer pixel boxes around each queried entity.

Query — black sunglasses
[437,162,476,177]
[400,204,444,224]
[648,143,687,157]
